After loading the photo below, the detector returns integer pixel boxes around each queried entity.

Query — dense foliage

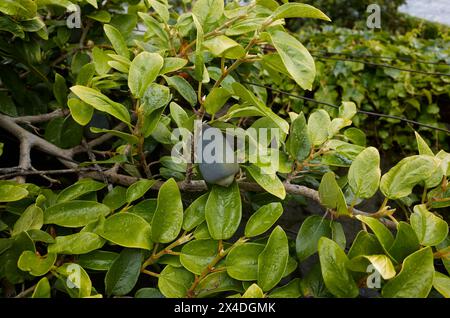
[0,0,449,299]
[257,25,450,152]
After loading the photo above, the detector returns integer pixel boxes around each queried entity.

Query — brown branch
[12,109,69,124]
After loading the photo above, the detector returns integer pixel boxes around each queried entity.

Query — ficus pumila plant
[0,0,448,299]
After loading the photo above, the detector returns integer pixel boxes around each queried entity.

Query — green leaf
[204,87,231,115]
[226,243,264,281]
[268,278,301,298]
[355,215,394,252]
[205,182,242,240]
[433,271,450,298]
[70,86,130,124]
[203,35,245,59]
[170,102,189,129]
[32,277,51,298]
[382,247,434,298]
[388,222,420,263]
[242,283,264,298]
[12,204,43,236]
[0,184,28,202]
[245,202,283,237]
[44,201,111,228]
[192,0,224,29]
[180,239,218,275]
[0,232,35,284]
[348,231,383,259]
[151,178,183,243]
[148,0,169,22]
[100,213,153,250]
[194,271,242,297]
[135,288,164,298]
[54,73,67,107]
[105,248,143,296]
[182,193,208,231]
[348,147,381,199]
[161,57,188,74]
[287,112,311,161]
[415,131,434,156]
[56,179,105,203]
[92,47,111,75]
[347,254,396,279]
[78,250,119,271]
[271,3,331,21]
[126,179,156,204]
[307,109,331,146]
[158,265,195,298]
[380,155,438,199]
[244,165,286,200]
[268,30,315,90]
[87,10,111,23]
[318,172,349,215]
[231,83,289,134]
[67,98,94,126]
[257,226,289,291]
[27,229,55,244]
[56,263,92,298]
[410,204,448,246]
[296,215,332,262]
[103,24,129,59]
[164,75,197,107]
[128,52,164,98]
[141,83,171,115]
[48,232,105,255]
[318,237,359,298]
[18,251,56,276]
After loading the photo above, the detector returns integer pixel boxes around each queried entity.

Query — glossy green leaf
[355,215,394,252]
[347,254,396,279]
[126,179,156,204]
[44,201,110,228]
[180,239,218,275]
[67,98,94,126]
[244,165,286,200]
[164,75,197,107]
[158,265,195,298]
[258,226,289,291]
[151,178,183,243]
[48,232,105,255]
[56,179,105,203]
[382,247,434,298]
[415,131,434,156]
[18,251,56,276]
[104,24,129,59]
[307,109,331,146]
[182,193,208,231]
[271,3,331,21]
[296,215,332,262]
[78,250,119,271]
[102,186,127,210]
[141,83,171,115]
[135,288,164,298]
[161,57,188,74]
[0,184,28,202]
[12,204,43,236]
[287,112,311,162]
[268,278,301,298]
[318,237,359,298]
[380,155,438,199]
[203,35,245,59]
[32,277,51,298]
[318,172,349,215]
[226,243,264,281]
[205,182,241,240]
[268,30,315,90]
[105,248,143,296]
[100,213,153,250]
[242,283,264,298]
[128,52,163,98]
[70,85,130,124]
[410,204,448,246]
[388,222,420,263]
[433,271,450,298]
[56,263,92,298]
[194,271,242,298]
[348,147,381,199]
[204,87,231,115]
[245,202,283,237]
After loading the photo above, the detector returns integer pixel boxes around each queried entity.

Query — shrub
[0,0,448,299]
